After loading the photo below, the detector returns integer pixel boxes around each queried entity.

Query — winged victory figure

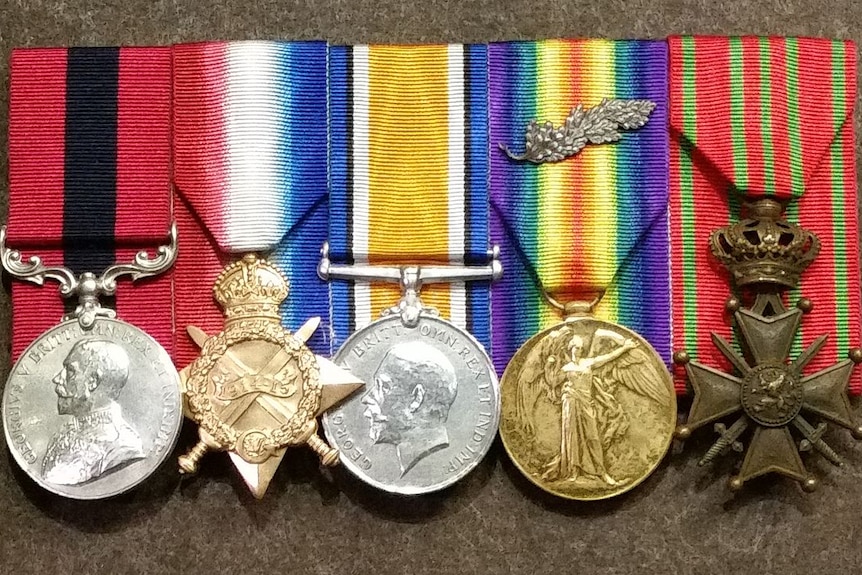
[514,326,670,486]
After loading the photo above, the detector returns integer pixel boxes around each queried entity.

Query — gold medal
[500,302,675,501]
[178,254,364,498]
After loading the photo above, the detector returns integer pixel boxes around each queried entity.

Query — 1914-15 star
[675,293,862,491]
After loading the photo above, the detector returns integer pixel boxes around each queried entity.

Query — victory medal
[490,40,676,501]
[179,255,364,498]
[1,227,182,499]
[500,303,676,501]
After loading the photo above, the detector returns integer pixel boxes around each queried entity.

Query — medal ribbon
[172,41,330,365]
[8,47,174,360]
[668,36,861,393]
[327,44,491,352]
[489,39,672,376]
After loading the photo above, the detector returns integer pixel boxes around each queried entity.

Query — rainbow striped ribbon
[668,36,861,393]
[328,44,491,353]
[489,39,671,376]
[173,41,330,359]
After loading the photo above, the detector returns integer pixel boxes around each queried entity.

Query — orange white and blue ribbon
[328,44,491,352]
[173,41,329,361]
[489,39,672,375]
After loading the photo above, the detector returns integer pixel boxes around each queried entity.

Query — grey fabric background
[1,1,861,574]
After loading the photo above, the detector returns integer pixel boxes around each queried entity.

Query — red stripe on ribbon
[740,37,765,193]
[114,47,175,357]
[8,50,68,360]
[173,193,226,367]
[7,47,175,360]
[172,42,230,250]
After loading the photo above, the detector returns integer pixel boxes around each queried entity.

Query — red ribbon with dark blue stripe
[8,47,174,359]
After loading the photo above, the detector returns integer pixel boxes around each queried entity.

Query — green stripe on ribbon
[758,37,776,196]
[784,38,804,356]
[830,40,849,350]
[729,37,748,192]
[785,38,804,200]
[680,36,699,353]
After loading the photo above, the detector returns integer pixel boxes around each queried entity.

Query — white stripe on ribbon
[447,44,467,330]
[351,45,373,329]
[224,42,286,252]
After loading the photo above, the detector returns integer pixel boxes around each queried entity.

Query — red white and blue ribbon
[173,41,330,364]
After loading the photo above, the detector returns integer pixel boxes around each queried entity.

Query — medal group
[1,36,860,503]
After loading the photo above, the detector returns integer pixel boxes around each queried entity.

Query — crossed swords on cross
[186,317,320,428]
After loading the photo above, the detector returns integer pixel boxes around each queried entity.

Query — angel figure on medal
[515,325,671,488]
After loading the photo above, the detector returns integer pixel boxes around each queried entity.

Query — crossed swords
[186,317,320,429]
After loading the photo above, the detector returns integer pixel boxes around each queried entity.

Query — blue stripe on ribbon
[326,45,354,352]
[264,41,330,355]
[465,44,492,351]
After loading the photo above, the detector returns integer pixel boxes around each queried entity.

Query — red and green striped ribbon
[668,36,861,394]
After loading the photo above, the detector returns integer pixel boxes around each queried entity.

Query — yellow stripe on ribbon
[351,45,468,327]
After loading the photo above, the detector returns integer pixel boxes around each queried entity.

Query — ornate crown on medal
[213,254,290,321]
[709,198,820,289]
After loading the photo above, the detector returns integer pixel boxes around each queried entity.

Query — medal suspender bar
[172,41,362,499]
[489,39,676,501]
[320,44,501,495]
[2,47,181,500]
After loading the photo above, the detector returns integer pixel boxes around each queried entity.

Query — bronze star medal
[676,199,862,491]
[178,254,364,498]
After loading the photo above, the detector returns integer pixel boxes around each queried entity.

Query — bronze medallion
[500,313,675,501]
[179,254,364,498]
[676,198,862,492]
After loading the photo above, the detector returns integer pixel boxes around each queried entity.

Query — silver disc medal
[4,318,182,499]
[1,226,183,499]
[319,244,502,495]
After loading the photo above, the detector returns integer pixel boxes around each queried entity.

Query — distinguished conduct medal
[178,255,364,498]
[1,227,182,500]
[1,47,182,500]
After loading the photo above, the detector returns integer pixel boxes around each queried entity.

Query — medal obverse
[676,199,862,491]
[179,254,364,498]
[319,244,502,495]
[1,227,182,499]
[500,309,675,501]
[323,314,500,495]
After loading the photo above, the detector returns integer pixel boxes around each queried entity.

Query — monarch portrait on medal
[42,339,145,485]
[505,323,673,499]
[362,341,458,477]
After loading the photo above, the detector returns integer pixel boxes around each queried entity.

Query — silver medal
[1,226,182,499]
[319,243,502,495]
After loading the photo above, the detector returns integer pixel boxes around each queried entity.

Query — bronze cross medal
[676,199,862,492]
[178,254,364,498]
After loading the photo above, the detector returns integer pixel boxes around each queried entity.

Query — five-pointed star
[678,297,861,491]
[180,317,363,498]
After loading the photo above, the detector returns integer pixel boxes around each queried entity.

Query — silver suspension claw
[0,223,179,329]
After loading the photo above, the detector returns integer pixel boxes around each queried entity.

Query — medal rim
[2,317,183,500]
[499,315,676,502]
[322,313,501,496]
